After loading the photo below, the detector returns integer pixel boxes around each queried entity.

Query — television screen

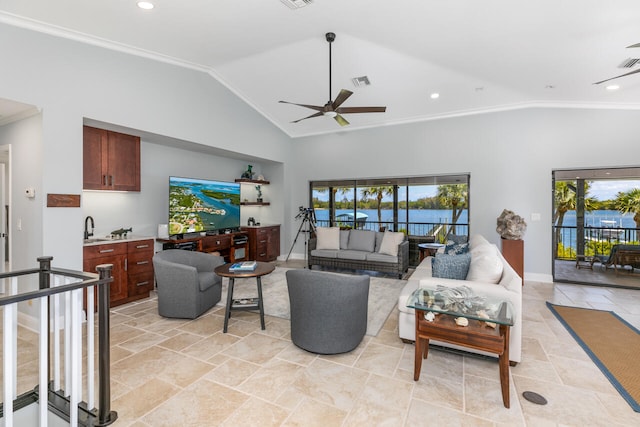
[169,176,241,236]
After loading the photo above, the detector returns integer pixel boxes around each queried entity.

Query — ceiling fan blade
[334,114,350,127]
[627,43,640,48]
[336,106,387,114]
[291,111,324,123]
[279,100,324,112]
[331,89,353,110]
[593,68,640,85]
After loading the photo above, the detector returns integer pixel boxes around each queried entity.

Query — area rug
[546,302,640,412]
[219,267,406,336]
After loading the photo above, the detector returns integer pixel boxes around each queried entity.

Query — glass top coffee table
[407,284,514,408]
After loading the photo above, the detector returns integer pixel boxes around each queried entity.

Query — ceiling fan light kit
[594,43,640,85]
[279,32,386,126]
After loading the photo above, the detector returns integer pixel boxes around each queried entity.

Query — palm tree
[436,184,468,235]
[553,180,596,256]
[615,188,640,228]
[361,186,394,229]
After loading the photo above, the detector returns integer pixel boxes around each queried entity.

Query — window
[309,174,470,240]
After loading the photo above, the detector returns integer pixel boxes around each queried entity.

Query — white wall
[291,108,640,280]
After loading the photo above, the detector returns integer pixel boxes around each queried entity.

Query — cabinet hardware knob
[99,249,114,253]
[136,260,149,265]
[136,281,149,287]
[136,244,149,249]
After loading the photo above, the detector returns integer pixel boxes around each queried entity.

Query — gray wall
[0,22,291,274]
[290,108,640,280]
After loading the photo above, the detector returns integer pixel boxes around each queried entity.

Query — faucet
[84,216,95,240]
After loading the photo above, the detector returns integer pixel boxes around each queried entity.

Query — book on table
[229,261,257,272]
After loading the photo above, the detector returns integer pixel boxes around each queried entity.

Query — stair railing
[0,256,117,426]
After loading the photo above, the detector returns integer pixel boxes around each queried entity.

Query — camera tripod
[286,207,317,265]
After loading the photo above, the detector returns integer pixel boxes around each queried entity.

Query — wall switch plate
[25,187,35,198]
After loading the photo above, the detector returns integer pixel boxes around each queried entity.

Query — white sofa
[397,234,523,363]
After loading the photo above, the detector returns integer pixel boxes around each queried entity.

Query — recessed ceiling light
[606,84,620,91]
[430,93,440,99]
[137,2,154,10]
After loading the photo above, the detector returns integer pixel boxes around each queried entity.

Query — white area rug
[218,267,406,336]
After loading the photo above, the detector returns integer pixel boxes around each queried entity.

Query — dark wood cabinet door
[83,126,108,190]
[107,130,140,191]
[83,252,127,306]
[83,126,140,191]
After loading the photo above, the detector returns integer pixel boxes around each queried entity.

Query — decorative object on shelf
[241,164,255,180]
[247,217,256,226]
[255,185,263,202]
[496,209,527,240]
[257,174,265,181]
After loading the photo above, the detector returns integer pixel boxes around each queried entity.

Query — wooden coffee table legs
[223,276,266,333]
[413,311,511,408]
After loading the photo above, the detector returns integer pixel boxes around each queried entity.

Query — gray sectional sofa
[308,228,409,278]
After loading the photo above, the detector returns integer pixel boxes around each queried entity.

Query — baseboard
[524,272,553,283]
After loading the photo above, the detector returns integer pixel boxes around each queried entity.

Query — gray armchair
[153,249,225,319]
[286,269,369,354]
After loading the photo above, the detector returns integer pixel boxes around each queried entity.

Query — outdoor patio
[554,259,640,290]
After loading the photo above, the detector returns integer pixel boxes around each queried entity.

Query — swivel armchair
[286,269,369,354]
[153,249,225,319]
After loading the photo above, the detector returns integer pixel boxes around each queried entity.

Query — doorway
[552,167,640,288]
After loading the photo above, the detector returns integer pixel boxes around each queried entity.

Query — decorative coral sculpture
[496,209,527,240]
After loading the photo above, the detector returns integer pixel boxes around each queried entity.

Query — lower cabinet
[242,225,280,262]
[83,238,154,307]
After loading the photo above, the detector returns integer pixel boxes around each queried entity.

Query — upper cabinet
[83,126,141,191]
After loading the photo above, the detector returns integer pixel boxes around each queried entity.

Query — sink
[83,238,112,244]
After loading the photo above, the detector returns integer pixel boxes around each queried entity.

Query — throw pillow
[378,231,405,256]
[431,253,471,280]
[466,244,503,283]
[347,229,376,252]
[446,234,468,244]
[315,227,340,250]
[444,241,469,255]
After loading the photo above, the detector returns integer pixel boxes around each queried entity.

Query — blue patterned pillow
[444,241,469,255]
[432,253,471,280]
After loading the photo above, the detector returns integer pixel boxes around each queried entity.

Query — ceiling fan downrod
[326,32,335,105]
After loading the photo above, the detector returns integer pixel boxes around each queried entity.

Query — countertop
[83,235,155,247]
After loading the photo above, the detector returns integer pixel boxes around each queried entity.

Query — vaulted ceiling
[2,0,640,137]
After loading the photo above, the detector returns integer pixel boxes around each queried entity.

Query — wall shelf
[240,202,270,206]
[235,178,270,185]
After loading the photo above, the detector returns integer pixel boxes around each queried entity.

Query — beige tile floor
[8,263,640,426]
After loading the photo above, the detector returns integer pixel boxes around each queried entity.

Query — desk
[407,286,513,408]
[215,262,275,333]
[417,243,445,261]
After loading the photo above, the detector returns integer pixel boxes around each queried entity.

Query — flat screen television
[169,176,241,236]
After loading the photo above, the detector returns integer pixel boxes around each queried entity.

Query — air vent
[618,58,640,68]
[280,0,313,9]
[352,76,371,87]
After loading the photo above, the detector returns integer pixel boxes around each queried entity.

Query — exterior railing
[553,225,639,259]
[316,219,469,242]
[0,256,117,426]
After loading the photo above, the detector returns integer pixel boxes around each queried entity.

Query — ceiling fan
[279,32,386,126]
[594,43,640,85]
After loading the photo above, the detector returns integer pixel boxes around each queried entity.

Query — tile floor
[9,262,640,426]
